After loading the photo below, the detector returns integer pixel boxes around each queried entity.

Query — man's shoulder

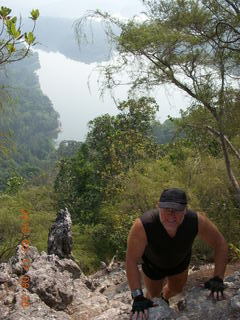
[140,208,159,226]
[141,208,158,219]
[186,208,197,215]
[185,209,198,221]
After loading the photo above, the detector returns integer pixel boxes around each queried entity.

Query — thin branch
[185,122,240,161]
[223,0,240,14]
[144,51,217,117]
[206,125,240,160]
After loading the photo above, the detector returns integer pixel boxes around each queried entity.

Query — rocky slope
[1,209,239,319]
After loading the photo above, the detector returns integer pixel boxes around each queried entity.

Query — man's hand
[130,295,153,319]
[204,276,225,300]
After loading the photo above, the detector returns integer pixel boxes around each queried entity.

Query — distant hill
[23,17,119,63]
[0,52,60,190]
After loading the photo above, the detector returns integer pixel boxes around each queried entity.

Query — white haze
[36,49,191,142]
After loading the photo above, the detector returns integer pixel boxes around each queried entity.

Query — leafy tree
[86,97,160,181]
[175,93,240,158]
[55,142,102,224]
[207,0,240,53]
[0,6,39,66]
[76,0,240,203]
[57,140,82,159]
[54,97,161,223]
[5,174,25,195]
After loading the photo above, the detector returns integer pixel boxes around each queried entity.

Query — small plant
[5,175,25,194]
[229,243,240,261]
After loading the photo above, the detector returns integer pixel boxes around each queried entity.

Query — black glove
[131,295,153,316]
[204,276,225,299]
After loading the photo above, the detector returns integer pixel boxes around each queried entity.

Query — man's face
[159,207,186,230]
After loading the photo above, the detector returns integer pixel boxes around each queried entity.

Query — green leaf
[6,43,16,53]
[5,20,18,38]
[11,17,17,24]
[30,9,40,20]
[4,19,20,38]
[10,23,20,39]
[0,6,11,18]
[24,32,36,45]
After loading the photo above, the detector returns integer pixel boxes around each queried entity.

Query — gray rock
[225,272,240,282]
[180,285,235,320]
[2,218,240,320]
[26,252,74,310]
[6,289,71,320]
[93,308,123,320]
[54,256,81,279]
[9,245,39,275]
[0,271,11,283]
[47,208,73,259]
[230,295,240,312]
[148,298,177,319]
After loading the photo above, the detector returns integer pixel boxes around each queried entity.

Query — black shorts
[142,254,191,280]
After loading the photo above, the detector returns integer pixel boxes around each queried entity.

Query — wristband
[131,288,143,299]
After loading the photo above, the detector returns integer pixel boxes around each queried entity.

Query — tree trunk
[218,128,240,206]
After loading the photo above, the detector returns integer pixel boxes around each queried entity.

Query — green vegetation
[77,0,240,202]
[0,185,56,261]
[54,97,161,224]
[0,6,39,67]
[0,51,60,190]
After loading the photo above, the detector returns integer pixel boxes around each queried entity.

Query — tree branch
[206,125,240,161]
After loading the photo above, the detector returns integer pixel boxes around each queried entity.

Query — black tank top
[140,209,198,269]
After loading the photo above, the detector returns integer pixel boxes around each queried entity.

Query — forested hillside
[0,52,60,191]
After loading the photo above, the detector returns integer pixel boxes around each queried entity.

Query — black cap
[159,188,187,211]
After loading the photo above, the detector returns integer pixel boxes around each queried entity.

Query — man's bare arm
[197,212,228,279]
[126,218,147,291]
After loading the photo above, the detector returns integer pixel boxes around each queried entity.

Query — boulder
[47,208,73,259]
[9,245,39,275]
[26,250,82,310]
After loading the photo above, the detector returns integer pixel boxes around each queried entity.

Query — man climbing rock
[126,188,228,319]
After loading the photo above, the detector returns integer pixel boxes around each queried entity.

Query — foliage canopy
[54,97,161,224]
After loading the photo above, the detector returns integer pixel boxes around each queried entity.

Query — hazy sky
[2,0,144,18]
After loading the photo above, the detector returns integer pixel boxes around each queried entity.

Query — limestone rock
[26,252,76,310]
[6,289,71,320]
[230,294,240,312]
[47,208,73,259]
[9,245,39,275]
[1,234,240,319]
[53,256,81,279]
[148,298,177,319]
